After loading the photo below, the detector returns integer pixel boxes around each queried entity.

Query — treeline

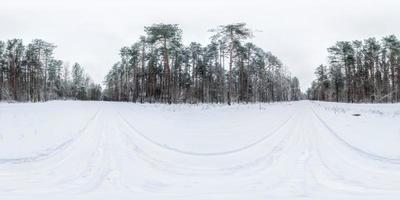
[307,35,400,103]
[0,39,101,102]
[103,23,301,104]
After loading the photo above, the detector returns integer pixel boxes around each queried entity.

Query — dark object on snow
[352,114,361,116]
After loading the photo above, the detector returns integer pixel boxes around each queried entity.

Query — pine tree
[211,23,252,105]
[104,23,298,104]
[309,35,400,103]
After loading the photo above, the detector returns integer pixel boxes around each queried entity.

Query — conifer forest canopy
[0,23,301,104]
[1,23,400,104]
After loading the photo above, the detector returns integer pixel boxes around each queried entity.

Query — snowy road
[0,101,400,199]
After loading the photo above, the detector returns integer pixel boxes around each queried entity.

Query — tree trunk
[390,59,396,103]
[163,38,171,104]
[227,31,233,105]
[141,41,145,104]
[44,58,48,101]
[0,68,2,101]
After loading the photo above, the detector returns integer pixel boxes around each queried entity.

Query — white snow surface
[0,100,400,199]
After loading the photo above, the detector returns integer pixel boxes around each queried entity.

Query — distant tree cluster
[103,23,301,104]
[307,35,400,103]
[0,39,101,102]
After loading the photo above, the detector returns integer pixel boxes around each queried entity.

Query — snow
[0,101,400,199]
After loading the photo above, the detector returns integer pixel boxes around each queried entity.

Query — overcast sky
[1,0,400,91]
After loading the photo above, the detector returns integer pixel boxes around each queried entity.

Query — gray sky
[1,0,400,91]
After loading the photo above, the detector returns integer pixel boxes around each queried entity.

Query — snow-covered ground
[0,101,400,199]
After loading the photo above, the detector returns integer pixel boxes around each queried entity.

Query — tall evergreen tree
[104,23,299,104]
[309,35,400,103]
[145,23,182,104]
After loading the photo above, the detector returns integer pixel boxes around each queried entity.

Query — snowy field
[0,101,400,199]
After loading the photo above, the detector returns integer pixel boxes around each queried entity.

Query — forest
[102,23,302,104]
[0,23,302,104]
[0,39,102,102]
[307,35,400,103]
[4,24,400,105]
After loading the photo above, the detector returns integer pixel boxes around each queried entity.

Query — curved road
[0,101,399,199]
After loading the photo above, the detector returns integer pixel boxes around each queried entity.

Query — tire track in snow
[0,108,112,197]
[116,109,296,156]
[113,104,328,196]
[116,108,298,174]
[3,102,400,199]
[111,106,309,196]
[263,105,323,196]
[110,105,309,198]
[0,109,101,165]
[305,110,380,195]
[310,116,400,194]
[310,106,400,164]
